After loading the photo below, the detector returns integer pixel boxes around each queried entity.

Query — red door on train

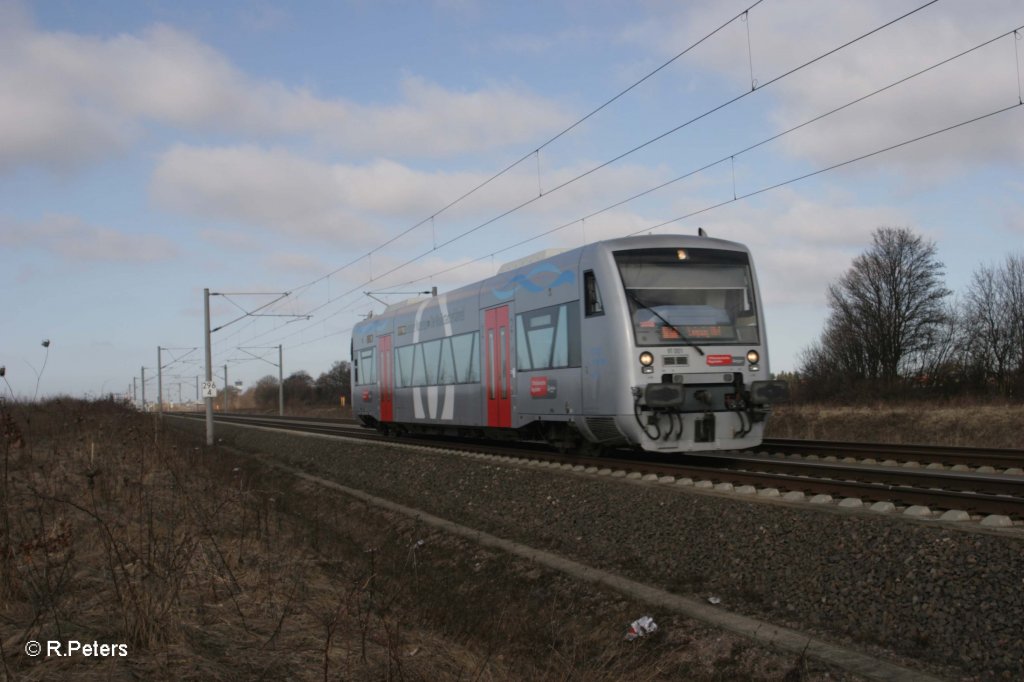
[378,334,393,423]
[484,306,512,428]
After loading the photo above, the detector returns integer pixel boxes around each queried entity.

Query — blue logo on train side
[357,317,391,337]
[491,263,575,301]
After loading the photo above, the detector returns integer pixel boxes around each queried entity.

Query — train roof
[355,232,752,326]
[588,232,750,254]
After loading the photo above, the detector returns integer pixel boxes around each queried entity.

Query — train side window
[438,338,456,384]
[391,333,483,386]
[552,304,569,366]
[516,322,532,370]
[466,332,480,382]
[395,345,414,387]
[451,332,480,383]
[356,348,376,385]
[526,314,554,367]
[422,339,441,384]
[411,344,426,386]
[516,301,581,370]
[584,271,604,317]
[365,349,376,384]
[450,333,470,382]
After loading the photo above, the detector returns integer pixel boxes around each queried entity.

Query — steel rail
[761,438,1024,469]
[174,413,1024,518]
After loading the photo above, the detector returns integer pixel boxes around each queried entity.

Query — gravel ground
[173,419,1024,680]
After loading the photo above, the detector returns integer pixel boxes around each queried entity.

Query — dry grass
[0,399,855,681]
[765,402,1024,448]
[0,399,493,680]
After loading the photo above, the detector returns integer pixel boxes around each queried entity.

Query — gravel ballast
[174,420,1024,678]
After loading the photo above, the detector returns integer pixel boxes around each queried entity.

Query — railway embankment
[173,418,1024,680]
[6,401,857,681]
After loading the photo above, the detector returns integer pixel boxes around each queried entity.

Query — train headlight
[639,351,654,367]
[746,350,760,364]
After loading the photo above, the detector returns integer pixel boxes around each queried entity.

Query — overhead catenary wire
[258,0,772,302]
[376,23,1024,292]
[159,347,198,370]
[209,291,292,333]
[242,0,944,344]
[630,103,1023,236]
[208,0,775,361]
[349,0,944,302]
[1015,29,1023,104]
[242,77,1024,357]
[744,10,757,91]
[214,0,943,362]
[215,3,1024,378]
[281,98,1023,357]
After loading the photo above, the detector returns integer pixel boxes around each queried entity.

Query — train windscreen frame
[614,247,760,347]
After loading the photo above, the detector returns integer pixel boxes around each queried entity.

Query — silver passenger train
[351,233,788,453]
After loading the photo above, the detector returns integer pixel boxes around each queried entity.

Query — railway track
[761,437,1024,470]
[175,413,1024,519]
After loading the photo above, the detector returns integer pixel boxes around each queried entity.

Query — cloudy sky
[2,0,1022,401]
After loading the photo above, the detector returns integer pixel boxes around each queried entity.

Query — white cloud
[151,144,674,248]
[759,193,909,248]
[621,0,1024,176]
[621,189,922,305]
[0,7,571,173]
[0,5,133,172]
[0,214,178,262]
[332,192,902,309]
[756,245,853,306]
[152,146,494,246]
[152,145,370,243]
[298,77,572,157]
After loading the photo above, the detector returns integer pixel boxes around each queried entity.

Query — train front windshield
[614,248,760,346]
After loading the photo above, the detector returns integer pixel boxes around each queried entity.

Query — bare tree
[1003,255,1024,390]
[964,262,1013,389]
[252,375,280,410]
[801,227,951,391]
[315,361,351,405]
[283,371,315,405]
[917,299,968,391]
[962,253,1024,393]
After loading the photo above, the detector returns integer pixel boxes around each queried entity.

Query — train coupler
[695,412,715,443]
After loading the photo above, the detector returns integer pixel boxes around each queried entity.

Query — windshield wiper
[625,290,705,356]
